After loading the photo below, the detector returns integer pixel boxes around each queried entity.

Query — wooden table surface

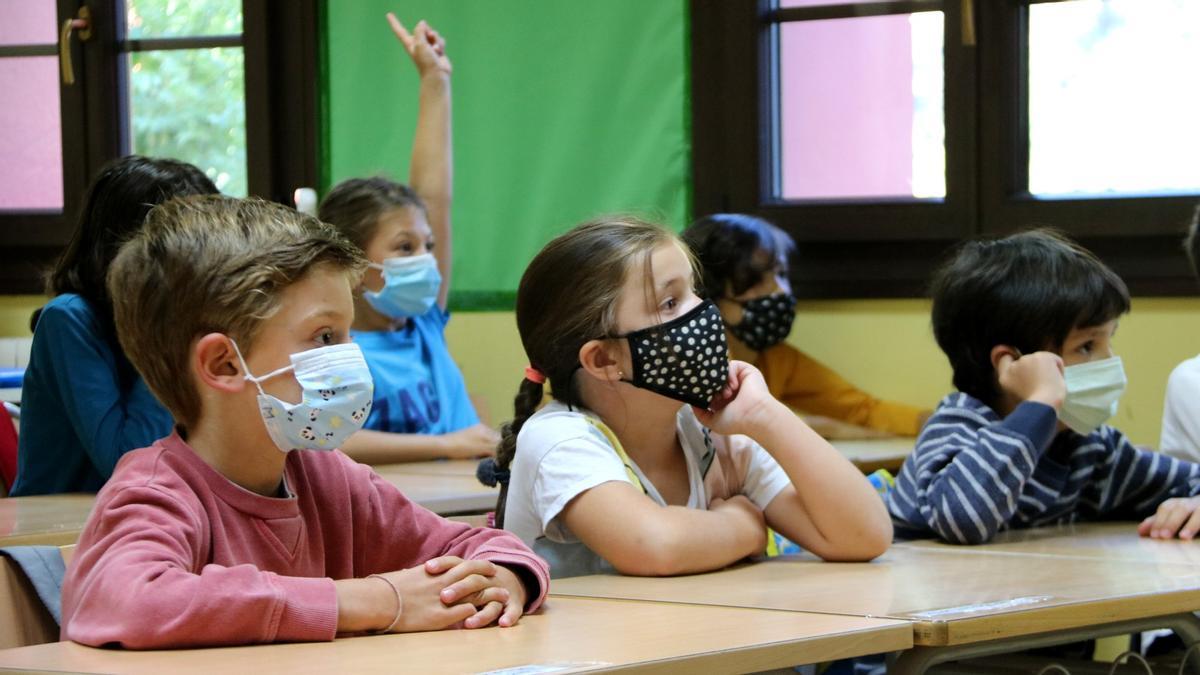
[0,597,911,674]
[373,470,498,515]
[896,521,1200,566]
[0,494,94,547]
[372,458,480,478]
[551,543,1200,646]
[831,437,914,474]
[0,470,497,549]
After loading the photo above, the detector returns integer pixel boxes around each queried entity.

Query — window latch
[59,5,93,86]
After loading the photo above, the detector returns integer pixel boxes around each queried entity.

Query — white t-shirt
[503,400,791,577]
[1161,354,1200,463]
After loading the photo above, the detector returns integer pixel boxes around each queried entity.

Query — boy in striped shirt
[888,229,1200,544]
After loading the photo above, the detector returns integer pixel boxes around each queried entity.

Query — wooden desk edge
[908,592,1200,646]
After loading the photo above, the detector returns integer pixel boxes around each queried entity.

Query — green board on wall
[323,0,690,310]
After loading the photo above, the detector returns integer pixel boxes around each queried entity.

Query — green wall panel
[323,0,690,310]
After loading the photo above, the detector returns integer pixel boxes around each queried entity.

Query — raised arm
[388,14,453,308]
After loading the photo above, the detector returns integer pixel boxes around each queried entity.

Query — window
[691,0,1200,297]
[0,0,320,294]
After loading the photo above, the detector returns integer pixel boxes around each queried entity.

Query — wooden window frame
[0,0,320,295]
[691,0,1200,298]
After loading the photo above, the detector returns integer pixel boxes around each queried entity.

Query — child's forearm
[606,504,763,576]
[340,429,452,464]
[750,401,892,558]
[334,577,398,633]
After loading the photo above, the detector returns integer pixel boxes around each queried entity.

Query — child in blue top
[319,15,494,464]
[888,229,1200,543]
[11,156,217,495]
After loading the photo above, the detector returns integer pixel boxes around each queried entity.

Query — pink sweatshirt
[61,432,549,649]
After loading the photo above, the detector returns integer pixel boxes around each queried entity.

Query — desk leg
[889,613,1200,675]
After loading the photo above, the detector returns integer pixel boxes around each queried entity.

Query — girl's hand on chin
[693,360,781,437]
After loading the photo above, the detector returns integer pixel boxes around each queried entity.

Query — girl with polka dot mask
[478,217,893,579]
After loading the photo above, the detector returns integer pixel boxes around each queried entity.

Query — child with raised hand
[480,216,892,578]
[320,14,497,464]
[682,213,930,439]
[888,229,1200,545]
[61,196,547,648]
[12,156,217,496]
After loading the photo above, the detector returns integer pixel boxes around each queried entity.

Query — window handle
[961,0,976,47]
[59,5,92,86]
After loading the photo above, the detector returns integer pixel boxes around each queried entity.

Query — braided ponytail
[477,377,545,527]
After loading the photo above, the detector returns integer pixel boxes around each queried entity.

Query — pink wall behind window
[0,1,63,210]
[0,0,57,45]
[779,15,914,199]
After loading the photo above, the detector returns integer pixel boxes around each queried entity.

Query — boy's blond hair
[108,195,367,430]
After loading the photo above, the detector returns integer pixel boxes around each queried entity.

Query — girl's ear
[194,333,247,394]
[578,339,623,382]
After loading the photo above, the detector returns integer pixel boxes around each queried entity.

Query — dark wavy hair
[682,213,794,299]
[39,156,217,340]
[930,228,1130,407]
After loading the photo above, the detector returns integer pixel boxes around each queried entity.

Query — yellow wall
[5,293,1199,446]
[442,298,1200,447]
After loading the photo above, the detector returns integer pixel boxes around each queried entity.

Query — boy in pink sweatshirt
[60,195,548,649]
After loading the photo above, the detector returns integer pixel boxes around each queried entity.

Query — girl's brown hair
[479,216,680,525]
[317,176,426,251]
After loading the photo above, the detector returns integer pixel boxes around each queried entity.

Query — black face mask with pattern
[729,293,797,352]
[617,300,730,409]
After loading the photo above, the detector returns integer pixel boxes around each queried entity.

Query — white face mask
[231,340,374,453]
[1059,356,1126,435]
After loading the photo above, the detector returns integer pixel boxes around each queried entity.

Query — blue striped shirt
[887,393,1200,544]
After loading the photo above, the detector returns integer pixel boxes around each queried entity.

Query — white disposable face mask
[1059,356,1126,435]
[231,340,374,453]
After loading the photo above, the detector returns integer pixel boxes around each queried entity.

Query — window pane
[128,48,247,196]
[0,56,62,209]
[1029,0,1200,197]
[778,12,945,200]
[0,0,57,45]
[125,0,242,39]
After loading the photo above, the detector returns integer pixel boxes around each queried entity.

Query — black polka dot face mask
[617,300,730,409]
[730,293,797,352]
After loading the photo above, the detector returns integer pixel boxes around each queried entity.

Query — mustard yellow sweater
[756,343,926,436]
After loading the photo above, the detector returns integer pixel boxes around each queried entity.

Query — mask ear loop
[229,339,293,397]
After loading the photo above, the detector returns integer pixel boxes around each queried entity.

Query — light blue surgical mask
[363,254,441,319]
[1060,356,1126,435]
[232,340,374,453]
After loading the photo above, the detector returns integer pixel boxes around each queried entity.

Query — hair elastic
[524,366,546,384]
[367,574,403,634]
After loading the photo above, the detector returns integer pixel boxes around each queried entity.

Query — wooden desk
[897,521,1200,566]
[0,597,911,674]
[551,546,1200,647]
[0,471,494,550]
[374,470,497,515]
[372,458,479,478]
[831,437,914,474]
[0,494,93,547]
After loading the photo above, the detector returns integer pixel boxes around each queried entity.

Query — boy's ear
[578,339,623,382]
[989,344,1022,373]
[193,333,247,394]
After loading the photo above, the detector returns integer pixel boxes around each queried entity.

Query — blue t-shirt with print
[351,305,478,435]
